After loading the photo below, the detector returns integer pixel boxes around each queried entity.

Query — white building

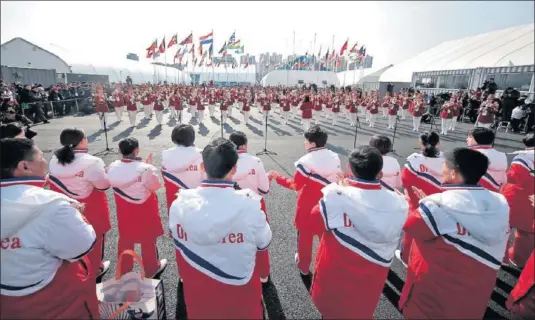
[380,23,535,97]
[1,37,71,73]
[261,70,339,87]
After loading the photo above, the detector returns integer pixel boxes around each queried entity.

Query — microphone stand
[94,112,118,156]
[220,109,224,138]
[256,109,277,156]
[391,114,400,156]
[353,114,361,149]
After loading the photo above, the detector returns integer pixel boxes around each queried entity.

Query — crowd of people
[1,118,533,319]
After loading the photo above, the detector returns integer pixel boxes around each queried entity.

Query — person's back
[169,138,271,319]
[467,127,507,191]
[310,147,408,319]
[400,148,509,319]
[369,135,401,190]
[161,125,203,210]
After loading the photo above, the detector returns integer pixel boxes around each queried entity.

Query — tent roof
[261,70,339,86]
[337,65,393,86]
[379,23,535,83]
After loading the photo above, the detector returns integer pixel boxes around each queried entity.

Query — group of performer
[1,121,533,319]
[91,83,500,136]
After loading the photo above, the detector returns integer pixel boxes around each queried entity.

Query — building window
[438,75,469,89]
[415,76,437,88]
[485,72,533,91]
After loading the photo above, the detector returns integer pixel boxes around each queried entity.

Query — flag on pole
[198,43,203,57]
[179,33,193,45]
[146,39,158,52]
[228,40,241,49]
[349,42,358,54]
[153,50,160,59]
[325,47,329,61]
[243,54,250,68]
[147,50,154,59]
[218,41,227,54]
[208,43,213,59]
[158,37,166,54]
[235,45,244,54]
[318,45,322,58]
[339,39,348,56]
[228,31,236,43]
[199,31,214,45]
[173,48,181,63]
[168,34,178,48]
[189,44,195,59]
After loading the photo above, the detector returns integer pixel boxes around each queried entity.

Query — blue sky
[1,1,533,68]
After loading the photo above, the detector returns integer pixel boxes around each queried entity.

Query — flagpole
[352,56,357,88]
[291,30,295,86]
[313,33,318,84]
[285,37,289,87]
[343,39,348,87]
[164,36,168,83]
[331,34,335,75]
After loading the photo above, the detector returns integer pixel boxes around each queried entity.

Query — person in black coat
[500,87,521,122]
[19,85,48,124]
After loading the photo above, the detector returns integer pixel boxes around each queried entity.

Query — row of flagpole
[145,30,367,86]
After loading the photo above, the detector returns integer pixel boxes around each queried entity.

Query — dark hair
[469,127,494,145]
[54,128,85,165]
[304,125,328,148]
[0,122,24,139]
[202,138,238,179]
[445,148,488,185]
[118,137,139,157]
[229,131,248,149]
[369,134,392,155]
[522,131,534,148]
[0,138,36,179]
[304,95,310,103]
[348,146,383,181]
[171,124,195,147]
[420,131,440,158]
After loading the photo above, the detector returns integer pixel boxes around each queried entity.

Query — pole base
[93,148,119,156]
[256,149,277,156]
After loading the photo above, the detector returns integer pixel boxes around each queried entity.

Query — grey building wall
[1,66,57,87]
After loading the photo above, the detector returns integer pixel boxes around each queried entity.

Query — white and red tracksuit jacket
[309,178,408,319]
[381,155,402,190]
[48,150,111,236]
[399,184,510,319]
[275,147,341,231]
[169,180,272,319]
[161,146,203,210]
[501,148,534,267]
[0,176,98,319]
[107,158,164,242]
[469,144,508,192]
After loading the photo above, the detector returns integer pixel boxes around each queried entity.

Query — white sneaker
[150,259,168,279]
[97,260,111,278]
[395,250,408,268]
[260,276,269,283]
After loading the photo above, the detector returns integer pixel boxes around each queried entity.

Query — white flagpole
[291,30,295,86]
[313,33,318,84]
[352,55,357,87]
[331,34,335,76]
[343,39,348,87]
[164,37,168,83]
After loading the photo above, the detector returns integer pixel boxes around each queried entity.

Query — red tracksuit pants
[118,237,160,277]
[297,229,316,274]
[257,199,270,279]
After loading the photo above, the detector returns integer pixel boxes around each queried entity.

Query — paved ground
[32,106,526,319]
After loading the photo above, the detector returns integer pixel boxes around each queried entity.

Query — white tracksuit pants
[331,112,338,126]
[412,116,422,132]
[243,111,250,125]
[441,118,450,135]
[476,122,492,129]
[382,108,388,118]
[168,108,176,119]
[198,110,205,124]
[388,115,396,129]
[128,110,136,127]
[282,111,290,124]
[209,104,215,117]
[366,111,370,122]
[350,113,357,126]
[115,105,124,121]
[400,109,407,120]
[143,104,152,119]
[450,116,458,131]
[155,110,163,125]
[189,105,197,117]
[369,114,377,127]
[98,112,107,130]
[302,119,311,131]
[228,105,234,118]
[222,110,228,124]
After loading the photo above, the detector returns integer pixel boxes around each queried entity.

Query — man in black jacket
[19,85,48,124]
[501,87,520,122]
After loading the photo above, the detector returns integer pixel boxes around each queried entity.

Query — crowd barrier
[20,96,94,118]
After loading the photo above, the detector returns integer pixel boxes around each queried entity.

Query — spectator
[19,85,48,124]
[48,86,65,116]
[511,105,527,133]
[0,122,25,139]
[501,87,521,122]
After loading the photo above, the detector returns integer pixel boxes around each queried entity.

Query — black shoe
[150,259,168,279]
[299,271,313,292]
[261,275,271,290]
[43,120,50,124]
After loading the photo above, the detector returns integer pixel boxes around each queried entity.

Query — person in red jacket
[125,87,138,127]
[348,99,358,127]
[410,96,426,132]
[440,99,453,135]
[170,90,183,123]
[331,98,341,126]
[313,96,323,124]
[369,98,380,128]
[111,84,125,122]
[94,85,109,130]
[196,93,206,125]
[502,132,534,268]
[300,95,314,131]
[268,126,341,289]
[153,95,165,125]
[308,146,409,319]
[399,147,509,319]
[387,97,399,129]
[281,96,291,124]
[507,249,535,320]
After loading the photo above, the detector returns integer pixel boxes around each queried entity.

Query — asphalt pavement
[31,106,526,319]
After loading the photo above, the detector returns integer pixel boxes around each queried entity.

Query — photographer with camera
[482,77,498,97]
[501,87,521,122]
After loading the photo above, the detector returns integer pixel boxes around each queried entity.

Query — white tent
[379,23,535,84]
[190,65,257,85]
[70,61,191,84]
[261,70,339,87]
[336,65,393,87]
